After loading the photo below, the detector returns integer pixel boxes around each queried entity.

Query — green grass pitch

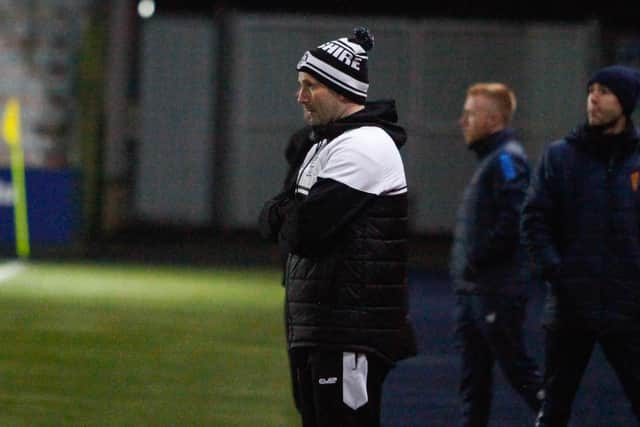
[0,261,298,426]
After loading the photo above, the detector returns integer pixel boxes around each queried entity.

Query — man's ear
[487,110,504,130]
[336,93,350,103]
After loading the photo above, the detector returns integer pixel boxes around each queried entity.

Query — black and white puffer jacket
[282,100,417,364]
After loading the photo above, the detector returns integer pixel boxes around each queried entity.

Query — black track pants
[455,294,543,427]
[535,324,640,427]
[289,348,391,427]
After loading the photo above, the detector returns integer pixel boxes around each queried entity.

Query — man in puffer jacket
[259,27,416,427]
[451,82,543,427]
[521,65,640,426]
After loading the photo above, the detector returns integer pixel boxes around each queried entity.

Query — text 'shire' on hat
[297,27,375,105]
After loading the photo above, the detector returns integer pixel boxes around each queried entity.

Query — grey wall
[220,14,601,232]
[134,17,217,225]
[406,21,601,232]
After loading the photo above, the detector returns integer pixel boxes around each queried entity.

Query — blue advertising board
[0,169,81,246]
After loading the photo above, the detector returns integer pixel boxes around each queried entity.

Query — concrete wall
[219,14,601,233]
[134,17,217,225]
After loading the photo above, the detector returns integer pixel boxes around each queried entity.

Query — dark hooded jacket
[260,100,416,364]
[450,129,531,296]
[521,121,640,328]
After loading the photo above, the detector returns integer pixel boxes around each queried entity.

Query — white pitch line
[0,260,26,283]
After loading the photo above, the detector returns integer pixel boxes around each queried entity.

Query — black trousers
[535,324,640,427]
[289,347,391,427]
[455,294,543,427]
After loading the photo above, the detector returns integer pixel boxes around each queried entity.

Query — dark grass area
[4,231,636,425]
[382,270,635,427]
[0,264,298,426]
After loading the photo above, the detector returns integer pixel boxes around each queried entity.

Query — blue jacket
[521,122,640,328]
[450,129,531,296]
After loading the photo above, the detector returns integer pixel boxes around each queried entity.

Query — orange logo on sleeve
[631,171,640,192]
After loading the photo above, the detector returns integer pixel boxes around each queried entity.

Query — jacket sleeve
[258,189,295,243]
[520,147,561,279]
[468,152,530,269]
[282,177,374,257]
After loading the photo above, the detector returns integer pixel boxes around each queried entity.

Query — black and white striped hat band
[297,36,369,104]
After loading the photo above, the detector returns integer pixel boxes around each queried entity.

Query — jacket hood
[311,99,407,148]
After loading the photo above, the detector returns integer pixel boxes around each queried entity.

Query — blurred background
[0,0,638,267]
[1,2,639,426]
